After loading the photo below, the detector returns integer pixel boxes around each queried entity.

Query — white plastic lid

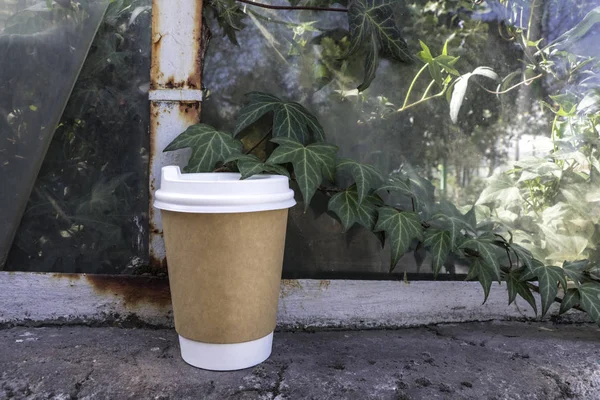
[153,166,296,213]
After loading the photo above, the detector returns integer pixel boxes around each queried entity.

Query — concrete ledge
[1,272,591,328]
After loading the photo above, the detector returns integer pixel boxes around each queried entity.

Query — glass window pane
[3,0,151,273]
[201,0,600,279]
[0,0,111,267]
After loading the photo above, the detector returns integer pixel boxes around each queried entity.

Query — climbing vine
[166,0,600,324]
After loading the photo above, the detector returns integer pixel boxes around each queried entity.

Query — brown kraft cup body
[162,209,289,344]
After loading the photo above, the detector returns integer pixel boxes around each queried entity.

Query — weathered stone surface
[1,322,599,399]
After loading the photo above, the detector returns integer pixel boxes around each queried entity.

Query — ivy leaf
[235,92,281,135]
[225,154,290,179]
[577,89,600,116]
[337,158,384,204]
[466,258,497,304]
[459,238,502,282]
[346,0,412,91]
[358,33,380,92]
[559,288,581,315]
[235,92,325,144]
[414,241,427,272]
[506,269,538,314]
[423,229,451,277]
[562,260,589,283]
[521,264,568,317]
[273,102,327,144]
[378,176,412,196]
[374,207,423,271]
[267,137,337,211]
[429,214,472,249]
[209,0,246,45]
[510,243,536,271]
[378,171,435,215]
[579,283,600,324]
[476,172,522,207]
[328,186,383,231]
[417,40,460,87]
[164,124,243,173]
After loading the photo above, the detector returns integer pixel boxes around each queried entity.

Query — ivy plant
[163,0,600,325]
[165,91,600,325]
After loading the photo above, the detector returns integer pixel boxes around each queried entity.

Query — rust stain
[186,2,205,90]
[319,280,331,290]
[149,0,161,90]
[86,275,171,308]
[178,102,202,126]
[282,279,303,289]
[150,1,204,90]
[280,279,303,299]
[149,254,168,270]
[51,273,80,281]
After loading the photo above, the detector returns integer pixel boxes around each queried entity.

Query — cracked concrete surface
[1,322,599,399]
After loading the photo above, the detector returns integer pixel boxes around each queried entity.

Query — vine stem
[396,89,446,113]
[235,0,348,12]
[401,64,429,109]
[481,73,543,95]
[420,79,436,101]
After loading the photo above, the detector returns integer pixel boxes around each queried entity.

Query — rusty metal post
[149,0,205,266]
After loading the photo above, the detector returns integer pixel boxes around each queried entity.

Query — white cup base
[178,332,274,371]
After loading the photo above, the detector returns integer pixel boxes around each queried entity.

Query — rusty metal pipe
[149,0,205,266]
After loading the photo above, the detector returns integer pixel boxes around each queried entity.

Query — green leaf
[435,55,460,76]
[510,243,536,271]
[267,137,337,211]
[337,158,384,204]
[164,124,243,173]
[521,264,568,317]
[476,172,522,206]
[235,92,325,144]
[328,187,383,231]
[424,230,451,277]
[459,239,502,281]
[579,283,600,324]
[358,33,380,92]
[449,66,499,123]
[417,40,433,62]
[378,171,435,215]
[506,269,538,313]
[225,154,290,179]
[346,0,411,91]
[429,213,473,249]
[374,207,423,271]
[466,258,497,304]
[577,89,600,116]
[235,92,280,135]
[273,102,326,144]
[559,289,581,315]
[562,260,589,284]
[209,0,246,45]
[417,41,460,86]
[378,177,412,196]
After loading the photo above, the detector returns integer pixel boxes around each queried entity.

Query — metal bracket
[149,89,204,102]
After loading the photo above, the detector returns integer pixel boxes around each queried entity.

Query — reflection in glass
[201,0,600,278]
[3,0,151,273]
[0,0,111,267]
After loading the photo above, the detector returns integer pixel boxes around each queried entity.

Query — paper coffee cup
[154,166,295,371]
